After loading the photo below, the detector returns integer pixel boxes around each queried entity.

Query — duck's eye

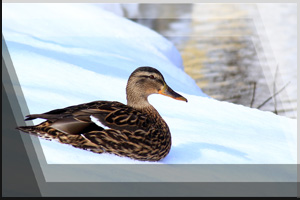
[149,75,155,79]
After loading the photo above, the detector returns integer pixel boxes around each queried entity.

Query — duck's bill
[158,84,188,102]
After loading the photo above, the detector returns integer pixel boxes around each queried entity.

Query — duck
[17,66,188,161]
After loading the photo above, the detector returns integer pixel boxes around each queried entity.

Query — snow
[2,3,297,166]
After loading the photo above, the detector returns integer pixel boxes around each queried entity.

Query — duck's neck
[127,93,164,122]
[126,95,151,110]
[126,83,151,109]
[126,85,168,128]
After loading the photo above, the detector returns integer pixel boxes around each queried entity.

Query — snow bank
[3,3,201,97]
[3,3,296,165]
[39,94,296,164]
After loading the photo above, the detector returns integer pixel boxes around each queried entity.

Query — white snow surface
[3,4,297,165]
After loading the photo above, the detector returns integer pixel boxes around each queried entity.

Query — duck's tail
[16,125,38,135]
[16,122,103,153]
[16,121,58,140]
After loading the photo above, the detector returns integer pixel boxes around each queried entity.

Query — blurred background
[98,3,297,119]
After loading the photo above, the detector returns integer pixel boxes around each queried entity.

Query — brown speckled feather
[17,101,171,161]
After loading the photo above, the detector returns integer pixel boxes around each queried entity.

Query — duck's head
[126,66,188,108]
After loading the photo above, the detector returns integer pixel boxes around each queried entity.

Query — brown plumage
[17,66,187,161]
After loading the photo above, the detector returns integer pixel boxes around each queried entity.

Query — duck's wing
[25,101,149,135]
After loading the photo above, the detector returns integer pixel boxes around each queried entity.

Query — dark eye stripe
[137,75,164,85]
[157,79,164,85]
[138,75,155,79]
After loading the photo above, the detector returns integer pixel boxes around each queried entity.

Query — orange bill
[158,84,188,102]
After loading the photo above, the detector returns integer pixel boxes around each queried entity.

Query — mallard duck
[17,66,187,161]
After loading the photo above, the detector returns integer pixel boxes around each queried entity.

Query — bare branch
[250,81,256,108]
[257,81,290,109]
[273,65,279,114]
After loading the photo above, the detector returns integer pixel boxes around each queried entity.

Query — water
[120,3,297,118]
